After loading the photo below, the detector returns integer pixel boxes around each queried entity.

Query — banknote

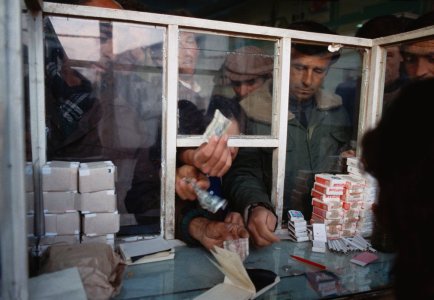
[223,237,249,261]
[203,109,232,142]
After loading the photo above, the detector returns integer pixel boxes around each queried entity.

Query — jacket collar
[288,88,342,120]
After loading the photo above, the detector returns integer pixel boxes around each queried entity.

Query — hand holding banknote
[179,109,234,177]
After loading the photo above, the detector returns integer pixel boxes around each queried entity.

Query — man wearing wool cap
[224,45,274,128]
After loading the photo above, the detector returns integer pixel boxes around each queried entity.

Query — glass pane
[44,16,164,236]
[177,31,276,136]
[284,43,361,221]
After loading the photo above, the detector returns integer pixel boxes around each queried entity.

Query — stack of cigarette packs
[310,161,377,239]
[27,160,119,249]
[287,210,309,242]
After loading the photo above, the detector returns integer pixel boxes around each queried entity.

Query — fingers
[175,177,196,200]
[224,212,244,226]
[175,165,209,200]
[193,135,232,176]
[248,207,280,247]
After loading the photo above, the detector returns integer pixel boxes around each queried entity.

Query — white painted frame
[4,2,434,298]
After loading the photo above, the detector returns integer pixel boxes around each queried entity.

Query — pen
[290,255,327,270]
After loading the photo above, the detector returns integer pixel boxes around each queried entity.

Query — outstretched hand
[189,213,249,250]
[181,135,233,177]
[247,206,280,247]
[175,165,209,201]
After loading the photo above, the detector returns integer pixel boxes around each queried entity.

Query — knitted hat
[224,46,274,81]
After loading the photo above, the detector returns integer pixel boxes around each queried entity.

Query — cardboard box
[43,191,78,213]
[78,161,116,193]
[45,212,80,235]
[28,235,80,246]
[77,190,117,213]
[82,212,120,235]
[42,161,79,192]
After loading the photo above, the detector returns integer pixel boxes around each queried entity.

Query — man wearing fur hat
[224,46,274,130]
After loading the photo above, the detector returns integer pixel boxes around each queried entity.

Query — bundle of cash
[183,178,228,213]
[223,237,249,261]
[202,109,232,142]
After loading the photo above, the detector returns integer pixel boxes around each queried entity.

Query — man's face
[231,76,266,99]
[289,48,332,102]
[179,32,199,76]
[401,39,434,79]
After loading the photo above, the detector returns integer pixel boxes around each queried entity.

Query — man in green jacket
[223,21,352,247]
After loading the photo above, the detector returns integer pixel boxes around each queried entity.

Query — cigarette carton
[42,161,79,192]
[81,211,120,235]
[78,161,116,193]
[77,190,117,213]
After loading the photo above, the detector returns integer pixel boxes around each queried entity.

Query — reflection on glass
[284,42,357,221]
[177,31,275,136]
[44,16,164,234]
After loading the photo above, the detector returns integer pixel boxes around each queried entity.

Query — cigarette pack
[325,224,342,234]
[313,206,343,219]
[288,210,305,221]
[288,219,307,228]
[288,226,308,237]
[347,165,364,178]
[311,189,341,201]
[336,174,366,189]
[288,234,310,242]
[341,192,364,202]
[346,157,360,169]
[313,183,344,196]
[344,209,360,219]
[314,173,346,187]
[311,213,342,225]
[350,252,378,267]
[312,198,341,211]
[342,201,362,210]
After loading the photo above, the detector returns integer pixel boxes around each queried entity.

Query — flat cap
[224,46,274,81]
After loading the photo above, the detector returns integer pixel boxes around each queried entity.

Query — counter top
[114,240,395,299]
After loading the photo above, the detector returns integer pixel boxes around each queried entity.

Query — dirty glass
[44,16,165,237]
[284,42,363,224]
[177,31,276,136]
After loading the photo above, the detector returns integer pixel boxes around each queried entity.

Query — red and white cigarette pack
[341,192,364,202]
[337,174,366,189]
[314,173,346,187]
[313,182,344,196]
[311,213,342,225]
[342,201,362,210]
[313,206,343,219]
[312,198,341,211]
[311,189,341,201]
